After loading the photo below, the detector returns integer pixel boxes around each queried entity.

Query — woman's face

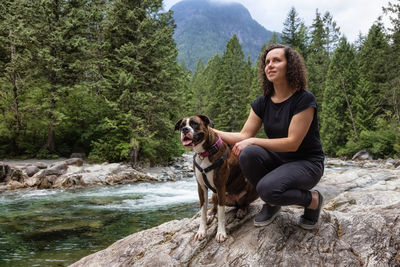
[264,48,287,83]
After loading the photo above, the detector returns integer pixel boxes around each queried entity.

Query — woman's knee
[256,180,279,204]
[239,145,262,169]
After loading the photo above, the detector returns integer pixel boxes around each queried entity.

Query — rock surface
[70,158,400,267]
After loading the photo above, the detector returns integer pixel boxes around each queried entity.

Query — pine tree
[306,10,341,109]
[306,9,330,109]
[210,35,250,131]
[201,54,221,119]
[0,0,35,155]
[281,7,309,58]
[355,22,390,131]
[190,60,206,114]
[90,0,186,163]
[320,38,359,156]
[384,0,400,127]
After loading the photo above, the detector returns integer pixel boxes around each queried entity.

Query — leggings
[239,145,324,207]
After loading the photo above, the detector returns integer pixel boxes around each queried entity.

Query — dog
[175,115,258,242]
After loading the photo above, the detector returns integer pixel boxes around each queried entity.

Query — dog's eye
[190,120,200,128]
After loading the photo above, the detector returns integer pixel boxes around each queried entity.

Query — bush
[339,118,399,159]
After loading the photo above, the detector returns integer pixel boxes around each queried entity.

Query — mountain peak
[170,0,274,70]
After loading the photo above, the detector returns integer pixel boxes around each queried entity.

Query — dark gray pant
[239,145,324,207]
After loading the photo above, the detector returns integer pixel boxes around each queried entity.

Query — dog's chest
[194,156,216,191]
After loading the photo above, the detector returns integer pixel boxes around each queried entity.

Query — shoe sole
[299,219,319,230]
[254,209,281,227]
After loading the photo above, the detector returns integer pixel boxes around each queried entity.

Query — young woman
[214,44,324,229]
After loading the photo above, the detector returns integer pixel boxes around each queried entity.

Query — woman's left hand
[232,138,255,157]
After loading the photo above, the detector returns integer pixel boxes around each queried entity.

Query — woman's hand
[232,138,255,157]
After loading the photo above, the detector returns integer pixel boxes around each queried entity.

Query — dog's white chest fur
[194,155,216,191]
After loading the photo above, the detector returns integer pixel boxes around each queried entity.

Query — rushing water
[0,178,200,266]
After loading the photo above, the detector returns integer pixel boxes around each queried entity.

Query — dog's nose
[182,127,190,134]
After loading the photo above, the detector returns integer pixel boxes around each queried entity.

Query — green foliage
[1,0,400,163]
[36,149,59,160]
[281,7,309,58]
[320,38,359,156]
[339,118,400,158]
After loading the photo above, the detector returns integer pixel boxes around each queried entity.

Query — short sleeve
[293,90,317,115]
[251,96,266,119]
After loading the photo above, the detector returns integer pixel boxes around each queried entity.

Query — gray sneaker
[254,204,281,227]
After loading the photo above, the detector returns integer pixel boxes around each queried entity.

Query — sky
[162,0,392,43]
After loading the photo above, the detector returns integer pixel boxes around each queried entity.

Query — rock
[65,158,84,166]
[25,166,40,177]
[44,163,68,176]
[38,175,57,189]
[54,175,84,188]
[70,153,86,159]
[71,192,400,267]
[24,176,40,187]
[35,162,48,169]
[71,159,400,267]
[352,150,373,160]
[0,164,10,182]
[8,180,24,190]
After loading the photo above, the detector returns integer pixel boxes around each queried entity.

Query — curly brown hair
[259,44,307,97]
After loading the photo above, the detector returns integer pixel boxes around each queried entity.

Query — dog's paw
[195,230,206,241]
[215,231,227,243]
[236,207,248,219]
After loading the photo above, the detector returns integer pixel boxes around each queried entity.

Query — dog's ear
[174,118,183,131]
[198,114,214,128]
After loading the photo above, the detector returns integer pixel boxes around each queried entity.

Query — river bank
[0,153,194,191]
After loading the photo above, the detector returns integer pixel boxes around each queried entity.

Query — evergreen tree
[320,38,359,156]
[267,32,281,45]
[306,9,330,108]
[355,22,390,131]
[384,0,400,127]
[90,0,186,163]
[281,7,309,58]
[0,0,36,155]
[201,54,221,118]
[211,35,250,131]
[190,60,206,114]
[306,10,341,109]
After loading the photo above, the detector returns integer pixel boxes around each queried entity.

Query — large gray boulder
[71,159,400,267]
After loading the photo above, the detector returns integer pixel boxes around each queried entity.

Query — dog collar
[198,135,223,158]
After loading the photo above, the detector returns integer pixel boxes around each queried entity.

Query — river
[0,178,199,266]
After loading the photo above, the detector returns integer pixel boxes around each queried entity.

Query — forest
[0,0,399,165]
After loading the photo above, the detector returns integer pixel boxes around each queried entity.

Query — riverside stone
[25,166,40,177]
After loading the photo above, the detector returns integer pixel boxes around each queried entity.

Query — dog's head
[174,115,214,149]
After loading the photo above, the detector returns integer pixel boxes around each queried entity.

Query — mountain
[170,0,275,71]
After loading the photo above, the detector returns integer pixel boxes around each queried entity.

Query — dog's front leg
[195,184,208,241]
[215,187,227,243]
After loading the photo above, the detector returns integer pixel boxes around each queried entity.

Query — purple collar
[198,135,223,158]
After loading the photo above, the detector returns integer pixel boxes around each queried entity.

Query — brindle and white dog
[175,115,258,242]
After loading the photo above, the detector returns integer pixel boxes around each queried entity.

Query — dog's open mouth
[181,133,195,147]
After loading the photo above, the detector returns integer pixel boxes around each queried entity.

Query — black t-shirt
[251,90,324,162]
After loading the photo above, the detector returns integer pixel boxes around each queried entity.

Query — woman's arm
[213,109,262,146]
[232,106,315,156]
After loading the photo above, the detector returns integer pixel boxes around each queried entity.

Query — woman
[214,44,324,229]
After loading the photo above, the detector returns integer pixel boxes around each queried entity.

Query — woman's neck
[271,81,295,103]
